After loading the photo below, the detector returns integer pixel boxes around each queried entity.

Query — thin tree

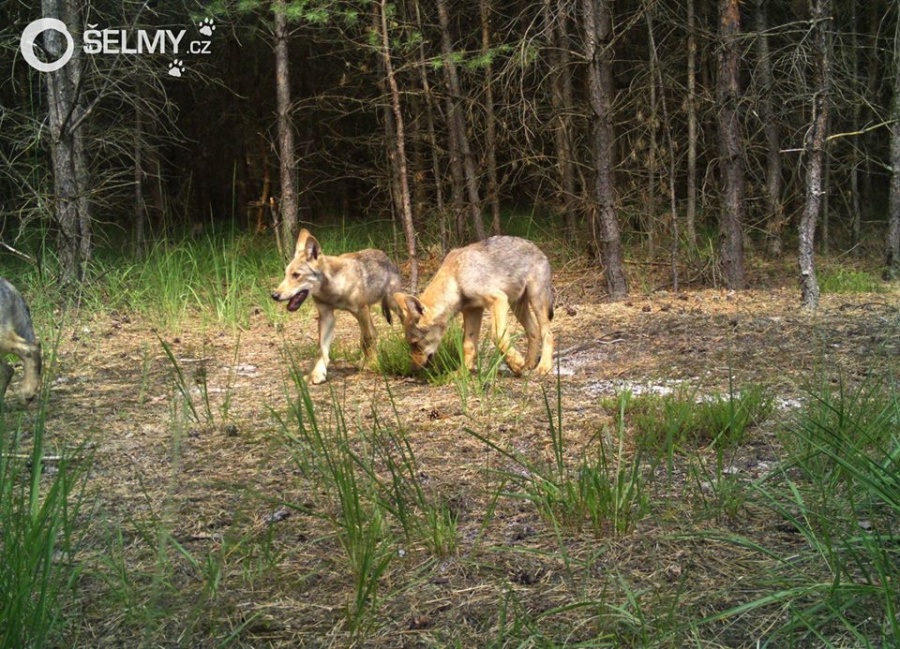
[716,0,745,289]
[756,0,785,256]
[378,0,418,290]
[685,0,698,248]
[582,0,628,299]
[273,0,298,256]
[798,0,831,307]
[481,0,501,236]
[543,0,578,240]
[885,9,900,280]
[437,0,486,241]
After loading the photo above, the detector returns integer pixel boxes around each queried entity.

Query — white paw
[167,59,185,77]
[198,18,216,37]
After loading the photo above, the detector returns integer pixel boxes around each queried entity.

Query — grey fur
[0,278,42,404]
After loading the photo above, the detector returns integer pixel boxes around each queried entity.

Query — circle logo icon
[20,18,74,72]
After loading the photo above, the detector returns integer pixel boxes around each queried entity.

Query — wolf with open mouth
[272,229,402,384]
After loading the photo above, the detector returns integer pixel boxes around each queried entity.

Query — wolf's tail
[381,296,393,325]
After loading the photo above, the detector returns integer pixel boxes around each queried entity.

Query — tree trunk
[379,0,418,291]
[716,0,745,289]
[799,0,831,307]
[437,0,485,241]
[685,0,698,248]
[756,0,785,257]
[414,1,448,254]
[645,6,658,260]
[544,0,577,240]
[884,15,900,280]
[134,82,147,260]
[42,0,91,288]
[582,0,627,299]
[273,0,298,255]
[481,0,501,236]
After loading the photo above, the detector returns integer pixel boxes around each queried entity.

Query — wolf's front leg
[307,304,335,385]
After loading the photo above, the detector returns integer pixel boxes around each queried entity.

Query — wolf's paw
[305,370,327,385]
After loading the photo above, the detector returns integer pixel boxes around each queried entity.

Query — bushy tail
[381,297,393,325]
[548,287,555,321]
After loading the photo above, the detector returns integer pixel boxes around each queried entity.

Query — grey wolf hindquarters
[0,278,42,404]
[394,236,554,376]
[271,229,402,384]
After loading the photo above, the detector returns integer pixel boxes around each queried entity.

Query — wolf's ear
[395,292,425,321]
[294,229,320,260]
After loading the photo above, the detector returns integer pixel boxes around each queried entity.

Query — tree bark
[884,15,900,280]
[273,0,298,256]
[379,0,418,291]
[134,82,147,260]
[481,0,501,236]
[413,0,448,254]
[799,0,831,307]
[685,0,698,248]
[582,0,628,299]
[437,0,486,241]
[716,0,745,289]
[544,0,577,240]
[755,0,785,256]
[42,0,91,288]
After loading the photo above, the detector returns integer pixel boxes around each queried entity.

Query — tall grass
[700,374,900,645]
[0,340,90,648]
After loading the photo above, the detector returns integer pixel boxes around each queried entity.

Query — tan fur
[395,236,554,376]
[272,229,402,384]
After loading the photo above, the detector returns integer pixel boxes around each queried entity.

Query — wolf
[271,229,402,384]
[394,236,554,376]
[0,278,42,405]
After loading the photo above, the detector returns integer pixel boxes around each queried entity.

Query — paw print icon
[167,59,185,78]
[198,18,215,37]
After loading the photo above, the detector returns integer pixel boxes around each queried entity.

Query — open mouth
[286,289,309,312]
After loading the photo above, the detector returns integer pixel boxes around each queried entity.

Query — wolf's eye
[292,272,301,279]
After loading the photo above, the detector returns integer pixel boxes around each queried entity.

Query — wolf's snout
[271,291,281,301]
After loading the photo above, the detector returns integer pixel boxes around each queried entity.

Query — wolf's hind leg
[0,359,13,401]
[488,293,526,375]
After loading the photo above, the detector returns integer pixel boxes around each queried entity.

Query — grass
[1,220,897,646]
[819,267,886,294]
[0,338,90,649]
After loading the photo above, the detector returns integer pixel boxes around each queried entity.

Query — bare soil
[22,272,900,646]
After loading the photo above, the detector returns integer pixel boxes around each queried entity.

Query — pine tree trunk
[544,0,577,240]
[884,15,900,280]
[716,0,745,289]
[42,0,91,288]
[273,0,298,256]
[582,0,627,299]
[481,0,501,235]
[414,0,448,254]
[437,0,485,241]
[799,0,831,307]
[685,0,698,248]
[379,0,418,291]
[756,0,785,257]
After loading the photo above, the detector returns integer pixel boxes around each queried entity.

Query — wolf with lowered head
[0,278,42,405]
[394,236,554,376]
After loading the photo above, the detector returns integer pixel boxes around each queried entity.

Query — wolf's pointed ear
[394,292,425,321]
[295,229,320,260]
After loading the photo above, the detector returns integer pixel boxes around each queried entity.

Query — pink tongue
[287,290,309,312]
